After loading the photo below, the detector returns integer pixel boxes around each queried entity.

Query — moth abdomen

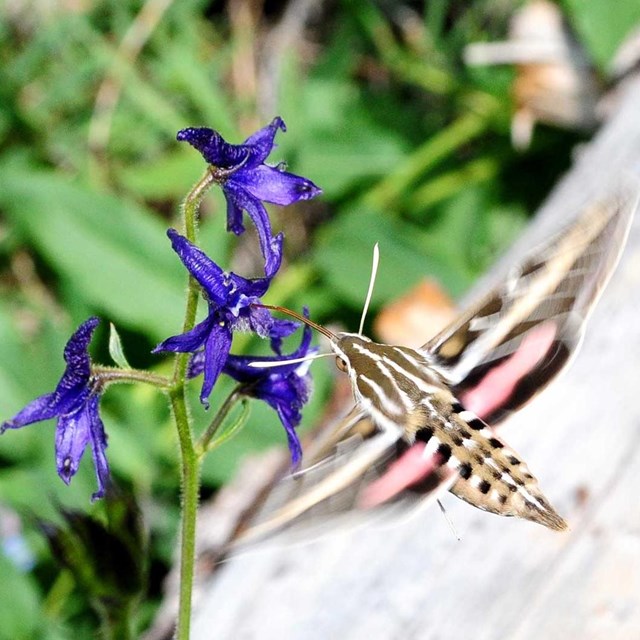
[446,405,567,531]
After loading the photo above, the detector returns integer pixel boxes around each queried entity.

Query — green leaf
[108,323,131,369]
[279,76,408,198]
[0,165,187,341]
[41,492,147,636]
[114,149,204,200]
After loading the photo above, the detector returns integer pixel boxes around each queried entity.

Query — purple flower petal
[166,230,231,305]
[2,317,100,429]
[63,317,99,380]
[48,317,101,414]
[178,119,321,279]
[1,392,63,431]
[156,231,288,405]
[226,269,272,300]
[222,314,315,466]
[187,351,206,379]
[223,184,281,277]
[177,128,248,168]
[199,324,233,407]
[223,310,312,380]
[241,117,286,165]
[56,404,92,487]
[87,396,110,501]
[246,304,278,338]
[225,196,245,235]
[268,318,301,354]
[1,318,109,501]
[238,164,322,206]
[152,315,215,354]
[277,408,303,468]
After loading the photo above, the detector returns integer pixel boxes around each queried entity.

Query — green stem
[173,168,215,386]
[171,169,215,639]
[196,385,246,455]
[92,366,171,389]
[171,389,200,640]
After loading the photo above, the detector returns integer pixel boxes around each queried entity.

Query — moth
[241,188,638,544]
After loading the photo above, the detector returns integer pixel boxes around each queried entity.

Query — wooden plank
[185,75,640,640]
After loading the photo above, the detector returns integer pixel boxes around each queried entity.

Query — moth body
[242,188,637,543]
[332,333,567,531]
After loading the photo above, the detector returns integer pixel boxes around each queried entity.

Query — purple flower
[1,317,109,501]
[189,311,316,466]
[153,229,298,406]
[177,117,321,277]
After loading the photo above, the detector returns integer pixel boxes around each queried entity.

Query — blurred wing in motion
[235,412,427,545]
[426,190,638,424]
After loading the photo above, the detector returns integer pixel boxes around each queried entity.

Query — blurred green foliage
[0,0,636,635]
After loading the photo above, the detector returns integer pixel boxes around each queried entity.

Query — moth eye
[335,357,348,373]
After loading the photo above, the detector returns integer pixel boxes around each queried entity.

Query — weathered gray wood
[188,75,640,640]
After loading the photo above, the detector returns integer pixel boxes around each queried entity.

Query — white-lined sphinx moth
[241,187,638,544]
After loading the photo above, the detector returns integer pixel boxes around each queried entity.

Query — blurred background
[1,0,639,636]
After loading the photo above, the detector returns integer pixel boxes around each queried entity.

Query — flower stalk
[171,171,215,640]
[196,385,248,455]
[173,169,215,387]
[92,366,171,390]
[0,118,321,639]
[170,387,199,640]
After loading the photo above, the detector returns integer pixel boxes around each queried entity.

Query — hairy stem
[92,366,171,389]
[172,169,215,639]
[170,389,200,640]
[173,168,215,386]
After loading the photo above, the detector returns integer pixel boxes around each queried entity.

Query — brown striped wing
[424,191,638,425]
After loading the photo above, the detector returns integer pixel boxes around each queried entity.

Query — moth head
[249,305,376,378]
[332,332,372,376]
[252,243,381,378]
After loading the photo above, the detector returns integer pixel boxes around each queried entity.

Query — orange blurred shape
[373,278,456,348]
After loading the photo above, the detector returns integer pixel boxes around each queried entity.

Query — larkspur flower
[0,317,109,500]
[188,311,316,466]
[153,229,298,406]
[177,117,322,277]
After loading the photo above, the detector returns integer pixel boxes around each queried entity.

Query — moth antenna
[358,243,380,336]
[437,499,461,542]
[254,304,337,342]
[248,353,334,369]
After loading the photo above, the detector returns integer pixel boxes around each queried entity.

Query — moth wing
[234,413,454,547]
[424,189,638,424]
